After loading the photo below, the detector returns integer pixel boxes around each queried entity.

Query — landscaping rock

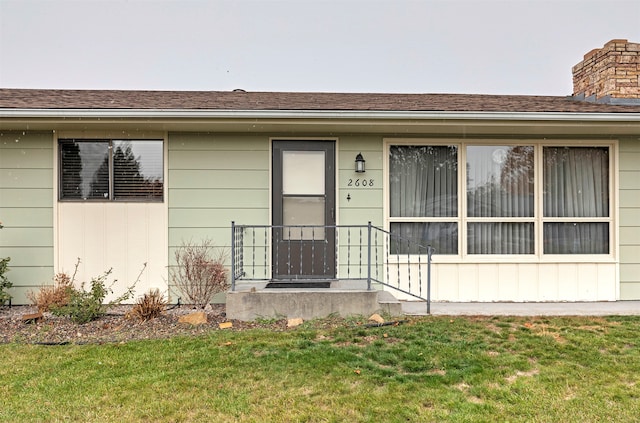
[22,312,43,324]
[368,313,385,324]
[287,318,304,328]
[178,312,207,325]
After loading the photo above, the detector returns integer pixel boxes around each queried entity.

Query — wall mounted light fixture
[355,153,366,173]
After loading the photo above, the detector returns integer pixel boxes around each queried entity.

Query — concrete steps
[226,281,403,321]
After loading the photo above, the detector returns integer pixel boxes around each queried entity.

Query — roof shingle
[1,89,640,113]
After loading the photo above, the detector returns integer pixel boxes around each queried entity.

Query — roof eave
[1,108,640,121]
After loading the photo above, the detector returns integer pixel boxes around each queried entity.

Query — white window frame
[384,138,617,263]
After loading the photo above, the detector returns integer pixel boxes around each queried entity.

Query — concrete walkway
[402,301,640,316]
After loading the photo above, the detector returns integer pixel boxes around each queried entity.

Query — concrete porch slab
[226,283,402,320]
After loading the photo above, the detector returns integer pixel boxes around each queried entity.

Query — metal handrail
[231,221,434,310]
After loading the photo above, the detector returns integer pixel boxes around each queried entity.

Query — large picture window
[466,145,535,254]
[59,139,163,201]
[542,147,609,254]
[388,141,612,257]
[389,145,458,254]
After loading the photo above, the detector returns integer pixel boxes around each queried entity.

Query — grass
[2,315,640,422]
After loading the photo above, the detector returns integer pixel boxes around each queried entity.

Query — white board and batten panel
[387,261,617,302]
[57,202,167,302]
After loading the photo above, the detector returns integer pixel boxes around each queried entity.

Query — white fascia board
[1,108,640,122]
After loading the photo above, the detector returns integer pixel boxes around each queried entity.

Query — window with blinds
[59,139,163,201]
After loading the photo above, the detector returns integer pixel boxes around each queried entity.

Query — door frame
[271,138,337,280]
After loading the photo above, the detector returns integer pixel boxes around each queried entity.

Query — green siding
[167,133,270,296]
[0,132,51,149]
[0,131,54,303]
[0,169,53,188]
[619,137,640,299]
[620,195,640,208]
[168,133,270,249]
[0,188,52,207]
[337,136,384,228]
[4,266,57,304]
[620,283,640,301]
[167,133,386,284]
[170,150,268,170]
[336,136,384,278]
[620,227,640,245]
[619,171,640,189]
[0,148,52,168]
[336,188,383,209]
[0,208,52,227]
[0,228,53,247]
[169,170,269,189]
[169,208,268,228]
[620,245,640,264]
[621,264,640,281]
[168,228,233,245]
[619,151,640,169]
[169,133,267,151]
[169,189,269,208]
[0,247,53,270]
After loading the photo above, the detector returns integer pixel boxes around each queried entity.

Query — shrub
[0,221,11,306]
[170,239,228,309]
[50,260,143,324]
[28,272,74,312]
[128,289,167,321]
[0,257,11,306]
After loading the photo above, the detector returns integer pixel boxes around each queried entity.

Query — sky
[0,0,639,96]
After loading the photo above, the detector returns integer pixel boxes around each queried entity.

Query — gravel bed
[0,304,289,344]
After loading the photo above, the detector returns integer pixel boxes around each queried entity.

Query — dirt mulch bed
[0,304,289,345]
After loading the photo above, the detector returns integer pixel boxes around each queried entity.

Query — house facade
[1,39,639,305]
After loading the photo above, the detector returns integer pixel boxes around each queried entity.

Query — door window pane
[467,146,534,217]
[283,196,325,240]
[283,151,325,195]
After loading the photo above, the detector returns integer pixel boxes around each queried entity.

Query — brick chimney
[572,39,640,101]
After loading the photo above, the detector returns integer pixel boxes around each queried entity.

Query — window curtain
[390,222,457,255]
[390,146,458,217]
[466,146,534,254]
[389,146,458,254]
[543,147,609,254]
[467,223,534,254]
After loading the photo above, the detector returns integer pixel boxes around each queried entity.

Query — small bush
[170,239,228,309]
[28,272,74,312]
[0,257,11,306]
[0,221,12,306]
[128,289,167,321]
[50,260,142,324]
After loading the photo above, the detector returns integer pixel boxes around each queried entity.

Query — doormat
[266,281,331,289]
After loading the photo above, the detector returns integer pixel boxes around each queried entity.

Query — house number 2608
[348,178,374,187]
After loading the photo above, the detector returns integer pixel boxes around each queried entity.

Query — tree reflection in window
[59,139,163,201]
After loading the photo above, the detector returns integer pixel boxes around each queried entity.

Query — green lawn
[2,315,640,422]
